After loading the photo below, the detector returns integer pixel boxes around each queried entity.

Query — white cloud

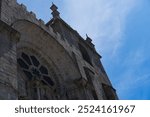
[62,0,139,56]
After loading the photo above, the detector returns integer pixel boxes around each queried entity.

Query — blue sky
[17,0,150,100]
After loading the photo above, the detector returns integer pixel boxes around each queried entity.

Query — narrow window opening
[30,56,40,67]
[78,44,92,65]
[17,58,29,69]
[22,52,32,65]
[39,65,48,74]
[43,75,54,86]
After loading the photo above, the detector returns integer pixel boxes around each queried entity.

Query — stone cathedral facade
[0,0,118,100]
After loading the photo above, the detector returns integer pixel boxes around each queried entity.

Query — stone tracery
[17,52,55,99]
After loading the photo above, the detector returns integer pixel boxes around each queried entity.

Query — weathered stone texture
[0,20,19,99]
[0,0,118,100]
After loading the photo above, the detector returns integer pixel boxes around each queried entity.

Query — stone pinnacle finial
[86,34,88,38]
[85,34,95,48]
[50,3,60,19]
[86,34,92,43]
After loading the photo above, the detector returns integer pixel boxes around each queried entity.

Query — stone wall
[0,0,118,99]
[0,20,20,99]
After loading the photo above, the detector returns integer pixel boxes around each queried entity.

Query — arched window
[17,52,55,99]
[78,44,92,65]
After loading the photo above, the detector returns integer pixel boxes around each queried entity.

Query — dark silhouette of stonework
[0,0,118,100]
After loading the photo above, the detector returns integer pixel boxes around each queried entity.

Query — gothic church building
[0,0,118,100]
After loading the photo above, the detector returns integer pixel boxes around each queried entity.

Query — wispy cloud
[116,71,150,99]
[62,0,139,55]
[123,48,147,67]
[114,47,150,99]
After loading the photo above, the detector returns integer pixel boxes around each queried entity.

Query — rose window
[17,52,54,87]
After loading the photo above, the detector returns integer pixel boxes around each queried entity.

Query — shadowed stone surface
[0,0,118,100]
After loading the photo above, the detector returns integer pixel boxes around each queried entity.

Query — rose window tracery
[17,52,54,86]
[17,52,55,99]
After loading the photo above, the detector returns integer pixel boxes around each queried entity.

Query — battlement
[0,0,99,60]
[1,0,42,24]
[0,0,79,60]
[0,0,62,40]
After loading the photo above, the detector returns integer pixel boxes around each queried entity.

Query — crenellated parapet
[0,0,61,41]
[0,0,118,100]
